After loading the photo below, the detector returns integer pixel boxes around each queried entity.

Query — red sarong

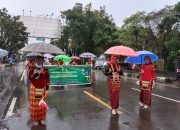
[91,70,95,83]
[30,84,47,121]
[138,63,155,106]
[108,77,120,109]
[139,80,152,106]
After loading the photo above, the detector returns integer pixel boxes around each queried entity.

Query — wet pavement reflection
[31,124,46,130]
[0,64,23,119]
[109,115,119,130]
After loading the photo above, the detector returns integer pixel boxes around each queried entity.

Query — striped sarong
[30,84,47,121]
[140,80,152,106]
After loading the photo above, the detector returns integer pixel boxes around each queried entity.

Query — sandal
[139,102,144,107]
[111,109,116,115]
[33,121,38,126]
[144,105,148,109]
[41,120,46,125]
[115,109,121,115]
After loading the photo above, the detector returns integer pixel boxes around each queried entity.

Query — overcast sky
[0,0,179,27]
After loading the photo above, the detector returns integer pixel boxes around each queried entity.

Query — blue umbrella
[125,51,158,64]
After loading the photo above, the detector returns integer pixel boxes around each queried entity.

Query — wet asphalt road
[0,63,180,130]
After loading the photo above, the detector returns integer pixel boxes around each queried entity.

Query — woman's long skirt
[30,84,47,121]
[139,80,152,106]
[108,78,120,109]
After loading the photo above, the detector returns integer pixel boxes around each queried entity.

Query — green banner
[45,65,92,86]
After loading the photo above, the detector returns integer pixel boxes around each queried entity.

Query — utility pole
[50,13,54,19]
[22,10,24,16]
[30,10,32,16]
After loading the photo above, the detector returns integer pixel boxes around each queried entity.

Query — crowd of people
[24,54,155,125]
[25,55,94,125]
[105,55,155,114]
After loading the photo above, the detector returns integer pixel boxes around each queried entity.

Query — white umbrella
[0,49,8,57]
[26,52,43,57]
[19,43,65,54]
[79,52,96,58]
[44,54,54,59]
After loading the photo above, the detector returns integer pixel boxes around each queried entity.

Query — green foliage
[52,2,180,71]
[119,3,180,71]
[51,4,119,55]
[0,8,29,55]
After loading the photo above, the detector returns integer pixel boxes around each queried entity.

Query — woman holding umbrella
[71,56,80,65]
[138,56,155,108]
[86,58,93,67]
[28,55,50,125]
[106,55,122,115]
[71,60,78,65]
[125,51,158,109]
[104,45,137,114]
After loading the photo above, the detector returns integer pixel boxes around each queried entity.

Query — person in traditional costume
[24,58,35,95]
[57,59,64,65]
[85,58,95,84]
[28,56,50,125]
[86,58,93,67]
[138,56,155,108]
[107,55,121,115]
[71,60,78,65]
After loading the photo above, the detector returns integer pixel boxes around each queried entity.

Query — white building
[19,16,62,43]
[74,3,83,11]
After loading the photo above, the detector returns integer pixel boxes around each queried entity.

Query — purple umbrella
[79,52,96,58]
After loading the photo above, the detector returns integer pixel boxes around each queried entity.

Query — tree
[0,8,29,55]
[119,3,180,70]
[51,4,119,56]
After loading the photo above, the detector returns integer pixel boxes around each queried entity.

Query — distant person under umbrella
[138,56,155,108]
[86,58,93,67]
[85,58,95,83]
[71,59,78,65]
[8,56,13,68]
[24,58,35,89]
[58,59,64,65]
[70,56,80,65]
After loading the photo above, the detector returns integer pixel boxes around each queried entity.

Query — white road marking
[5,97,17,118]
[155,82,179,89]
[131,88,180,103]
[122,76,179,88]
[20,69,26,81]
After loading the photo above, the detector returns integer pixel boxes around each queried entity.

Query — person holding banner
[24,58,35,94]
[71,60,78,65]
[138,56,155,109]
[86,58,93,67]
[86,58,95,83]
[57,59,64,65]
[107,55,121,115]
[28,56,50,125]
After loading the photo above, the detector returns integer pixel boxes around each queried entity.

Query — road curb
[123,72,175,83]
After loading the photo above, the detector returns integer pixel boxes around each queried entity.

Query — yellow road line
[83,91,122,115]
